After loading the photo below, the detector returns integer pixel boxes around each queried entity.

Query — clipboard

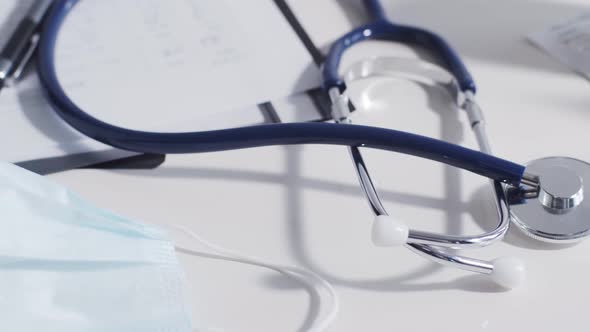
[5,0,333,175]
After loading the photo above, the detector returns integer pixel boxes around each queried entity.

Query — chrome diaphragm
[510,157,590,243]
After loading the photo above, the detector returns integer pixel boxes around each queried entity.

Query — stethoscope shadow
[271,79,494,296]
[123,79,513,296]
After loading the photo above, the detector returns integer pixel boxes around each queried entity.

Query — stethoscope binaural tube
[37,0,529,187]
[337,56,522,288]
[321,0,535,288]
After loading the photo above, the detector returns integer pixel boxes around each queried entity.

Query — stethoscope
[35,0,590,289]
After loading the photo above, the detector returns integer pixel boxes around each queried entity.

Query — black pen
[0,0,53,92]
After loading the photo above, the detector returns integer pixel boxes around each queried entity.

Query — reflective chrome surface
[0,58,12,81]
[521,172,541,190]
[511,157,590,243]
[348,146,387,217]
[335,56,514,275]
[10,34,40,81]
[538,166,583,210]
[407,243,493,274]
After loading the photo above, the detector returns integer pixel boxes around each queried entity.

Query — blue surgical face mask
[0,162,193,331]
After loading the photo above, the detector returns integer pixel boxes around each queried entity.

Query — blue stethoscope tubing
[37,0,525,186]
[323,0,475,92]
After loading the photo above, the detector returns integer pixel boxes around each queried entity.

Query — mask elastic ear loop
[170,224,339,332]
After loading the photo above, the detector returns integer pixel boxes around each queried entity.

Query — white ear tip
[490,257,525,289]
[371,215,409,247]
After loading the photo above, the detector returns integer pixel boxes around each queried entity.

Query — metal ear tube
[332,57,529,288]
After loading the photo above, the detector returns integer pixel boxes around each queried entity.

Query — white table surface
[49,0,590,331]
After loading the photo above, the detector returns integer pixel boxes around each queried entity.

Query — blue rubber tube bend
[37,0,525,186]
[323,2,475,92]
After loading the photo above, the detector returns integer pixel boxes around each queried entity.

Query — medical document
[529,13,590,80]
[54,0,321,131]
[0,0,321,164]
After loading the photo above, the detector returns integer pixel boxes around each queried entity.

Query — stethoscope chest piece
[510,157,590,243]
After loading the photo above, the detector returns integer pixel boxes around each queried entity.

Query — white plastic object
[371,215,409,246]
[489,257,526,289]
